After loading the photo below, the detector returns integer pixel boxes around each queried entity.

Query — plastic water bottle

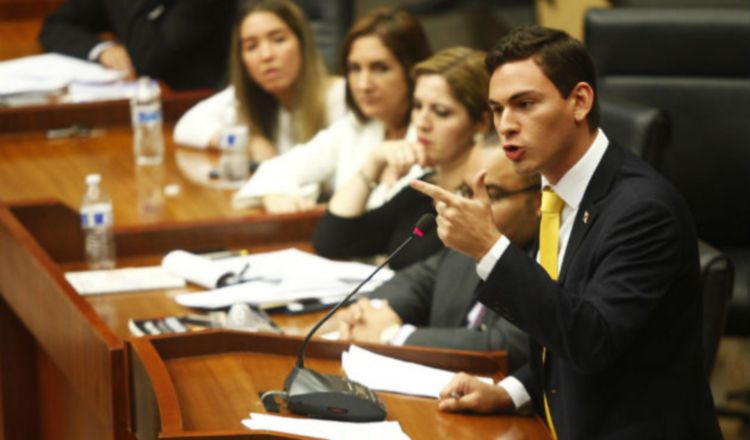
[80,174,116,269]
[219,125,249,183]
[130,77,165,165]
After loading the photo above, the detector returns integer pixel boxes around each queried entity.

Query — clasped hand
[336,298,402,343]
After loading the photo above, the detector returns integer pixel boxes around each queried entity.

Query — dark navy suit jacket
[479,143,722,439]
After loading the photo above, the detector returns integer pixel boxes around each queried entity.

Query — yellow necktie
[540,187,565,280]
[539,187,564,440]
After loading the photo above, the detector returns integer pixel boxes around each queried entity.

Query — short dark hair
[486,26,599,130]
[339,7,432,125]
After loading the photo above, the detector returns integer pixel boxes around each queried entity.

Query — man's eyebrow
[508,90,535,102]
[488,90,535,107]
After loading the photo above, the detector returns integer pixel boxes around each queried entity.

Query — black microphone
[278,213,436,422]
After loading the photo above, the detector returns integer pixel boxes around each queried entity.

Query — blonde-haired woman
[313,47,492,270]
[173,0,345,161]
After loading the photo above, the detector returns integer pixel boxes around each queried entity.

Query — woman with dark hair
[233,6,432,213]
[174,0,345,161]
[313,47,493,269]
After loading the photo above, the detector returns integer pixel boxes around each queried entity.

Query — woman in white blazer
[234,7,432,212]
[173,0,345,161]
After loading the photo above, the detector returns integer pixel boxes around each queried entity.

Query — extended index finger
[410,179,461,205]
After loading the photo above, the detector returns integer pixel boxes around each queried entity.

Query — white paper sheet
[65,266,186,295]
[173,248,393,309]
[342,345,492,398]
[161,250,237,289]
[242,413,410,440]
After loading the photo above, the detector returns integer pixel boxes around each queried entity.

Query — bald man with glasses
[335,143,539,371]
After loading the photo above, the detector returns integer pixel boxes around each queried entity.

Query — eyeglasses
[455,182,539,202]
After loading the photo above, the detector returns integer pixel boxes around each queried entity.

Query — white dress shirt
[232,113,416,210]
[477,129,609,409]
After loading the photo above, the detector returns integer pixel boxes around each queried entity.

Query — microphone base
[283,366,386,422]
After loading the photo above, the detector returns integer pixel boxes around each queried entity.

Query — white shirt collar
[541,129,609,210]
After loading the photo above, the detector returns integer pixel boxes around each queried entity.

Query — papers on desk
[0,53,129,104]
[342,345,493,399]
[173,248,393,310]
[242,413,410,440]
[65,266,186,295]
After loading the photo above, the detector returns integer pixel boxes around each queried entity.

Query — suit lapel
[559,143,624,283]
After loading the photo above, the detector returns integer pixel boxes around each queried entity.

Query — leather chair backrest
[585,8,750,248]
[699,240,734,373]
[599,94,669,164]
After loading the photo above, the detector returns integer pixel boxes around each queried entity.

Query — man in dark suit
[412,26,722,439]
[38,0,235,89]
[336,144,539,371]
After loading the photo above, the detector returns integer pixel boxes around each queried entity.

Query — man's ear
[570,82,594,124]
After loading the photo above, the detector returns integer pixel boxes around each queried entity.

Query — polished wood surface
[0,126,276,227]
[129,331,550,440]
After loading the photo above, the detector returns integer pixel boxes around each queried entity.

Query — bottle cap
[133,76,160,100]
[86,173,101,185]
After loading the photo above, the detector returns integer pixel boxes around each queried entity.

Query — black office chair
[586,6,750,418]
[599,94,668,164]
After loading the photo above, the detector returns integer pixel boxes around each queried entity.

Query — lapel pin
[582,210,590,224]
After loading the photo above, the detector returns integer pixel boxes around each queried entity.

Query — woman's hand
[367,140,426,183]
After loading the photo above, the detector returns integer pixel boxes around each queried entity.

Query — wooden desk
[0,201,552,440]
[0,126,277,227]
[0,123,324,438]
[0,110,551,439]
[0,199,322,440]
[129,331,551,440]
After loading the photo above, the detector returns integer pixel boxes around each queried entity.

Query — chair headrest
[585,8,750,77]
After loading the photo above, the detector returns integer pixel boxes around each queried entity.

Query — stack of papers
[342,345,492,398]
[242,413,410,440]
[0,53,130,105]
[174,248,393,309]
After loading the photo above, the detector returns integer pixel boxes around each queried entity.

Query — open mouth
[503,145,525,161]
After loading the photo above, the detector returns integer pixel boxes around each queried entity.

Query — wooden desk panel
[0,0,61,21]
[0,18,41,59]
[129,332,550,440]
[0,88,212,132]
[0,202,128,439]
